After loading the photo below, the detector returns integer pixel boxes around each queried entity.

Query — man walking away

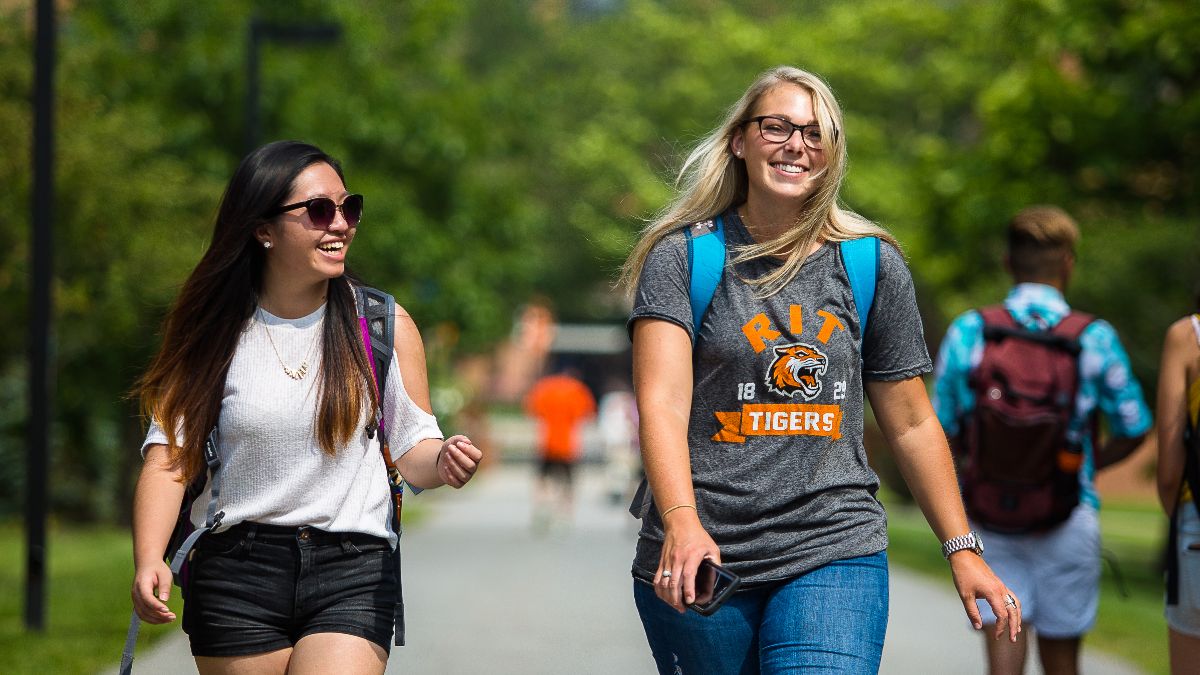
[933,205,1151,675]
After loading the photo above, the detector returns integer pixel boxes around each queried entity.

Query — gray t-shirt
[629,208,932,586]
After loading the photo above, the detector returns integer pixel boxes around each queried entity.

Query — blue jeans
[634,551,888,674]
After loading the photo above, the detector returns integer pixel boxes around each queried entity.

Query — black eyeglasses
[741,116,834,150]
[267,194,363,229]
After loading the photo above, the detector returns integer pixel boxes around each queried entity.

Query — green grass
[882,494,1170,675]
[0,523,182,675]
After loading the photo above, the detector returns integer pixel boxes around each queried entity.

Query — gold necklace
[258,308,322,380]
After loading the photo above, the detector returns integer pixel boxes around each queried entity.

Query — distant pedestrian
[598,379,641,505]
[525,366,596,530]
[934,205,1150,675]
[128,141,482,674]
[621,65,1020,674]
[1156,301,1200,674]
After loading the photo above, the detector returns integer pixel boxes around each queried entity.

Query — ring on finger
[661,570,672,580]
[1004,593,1017,608]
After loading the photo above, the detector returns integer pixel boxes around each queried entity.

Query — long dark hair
[135,140,378,483]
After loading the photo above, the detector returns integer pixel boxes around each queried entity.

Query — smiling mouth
[772,162,808,175]
[318,241,345,253]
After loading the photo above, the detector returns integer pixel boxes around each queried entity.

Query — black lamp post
[245,18,342,152]
[26,0,55,632]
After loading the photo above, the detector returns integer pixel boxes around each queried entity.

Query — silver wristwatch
[941,530,984,559]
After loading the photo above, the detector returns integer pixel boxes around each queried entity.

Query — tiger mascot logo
[765,342,828,400]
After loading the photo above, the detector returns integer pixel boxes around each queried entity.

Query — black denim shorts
[182,521,397,657]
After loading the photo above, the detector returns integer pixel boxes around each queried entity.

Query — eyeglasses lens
[342,194,363,227]
[760,120,792,143]
[308,199,337,229]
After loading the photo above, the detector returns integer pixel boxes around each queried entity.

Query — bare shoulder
[1164,315,1199,351]
[392,303,427,353]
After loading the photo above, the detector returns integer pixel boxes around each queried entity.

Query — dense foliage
[1,0,1196,520]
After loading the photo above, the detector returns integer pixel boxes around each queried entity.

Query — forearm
[640,407,697,516]
[395,438,446,490]
[132,446,186,569]
[868,377,971,542]
[1158,467,1183,517]
[889,417,971,541]
[1155,320,1191,515]
[1157,413,1186,515]
[1095,434,1146,471]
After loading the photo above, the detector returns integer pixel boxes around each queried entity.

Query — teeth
[774,163,806,174]
[319,241,344,252]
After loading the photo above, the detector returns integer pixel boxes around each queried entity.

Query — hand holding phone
[687,558,741,616]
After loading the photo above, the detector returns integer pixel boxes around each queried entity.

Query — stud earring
[263,241,272,249]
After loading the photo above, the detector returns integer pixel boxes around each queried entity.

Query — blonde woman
[1157,307,1200,674]
[621,66,1019,673]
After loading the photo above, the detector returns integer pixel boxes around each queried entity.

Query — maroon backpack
[957,306,1095,533]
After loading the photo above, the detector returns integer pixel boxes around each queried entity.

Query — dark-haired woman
[129,140,481,674]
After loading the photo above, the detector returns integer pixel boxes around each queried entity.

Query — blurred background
[1,0,1197,673]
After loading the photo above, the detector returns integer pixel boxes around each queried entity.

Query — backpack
[629,215,878,518]
[956,305,1095,533]
[120,284,405,674]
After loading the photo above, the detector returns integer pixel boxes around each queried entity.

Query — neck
[738,200,822,257]
[259,272,330,318]
[1015,276,1067,293]
[739,200,798,242]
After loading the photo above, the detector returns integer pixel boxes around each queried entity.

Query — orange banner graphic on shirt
[712,404,843,443]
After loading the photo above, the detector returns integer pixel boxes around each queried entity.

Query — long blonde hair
[620,66,897,297]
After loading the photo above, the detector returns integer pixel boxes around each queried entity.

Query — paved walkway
[105,465,1144,674]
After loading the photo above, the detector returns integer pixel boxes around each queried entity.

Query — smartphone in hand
[687,558,741,616]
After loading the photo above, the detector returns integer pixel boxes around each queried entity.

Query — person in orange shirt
[525,367,596,530]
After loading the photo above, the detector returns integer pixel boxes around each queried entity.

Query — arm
[130,444,185,623]
[390,304,481,490]
[930,313,976,442]
[866,377,1021,642]
[1088,320,1153,472]
[1157,318,1195,514]
[632,318,719,612]
[1094,434,1148,471]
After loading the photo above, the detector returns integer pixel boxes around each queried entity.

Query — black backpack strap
[167,429,226,574]
[353,284,406,646]
[355,285,396,407]
[118,609,140,675]
[1168,422,1200,605]
[121,427,223,674]
[980,306,1092,356]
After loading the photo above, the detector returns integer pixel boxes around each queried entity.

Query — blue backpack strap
[686,215,727,337]
[839,237,879,338]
